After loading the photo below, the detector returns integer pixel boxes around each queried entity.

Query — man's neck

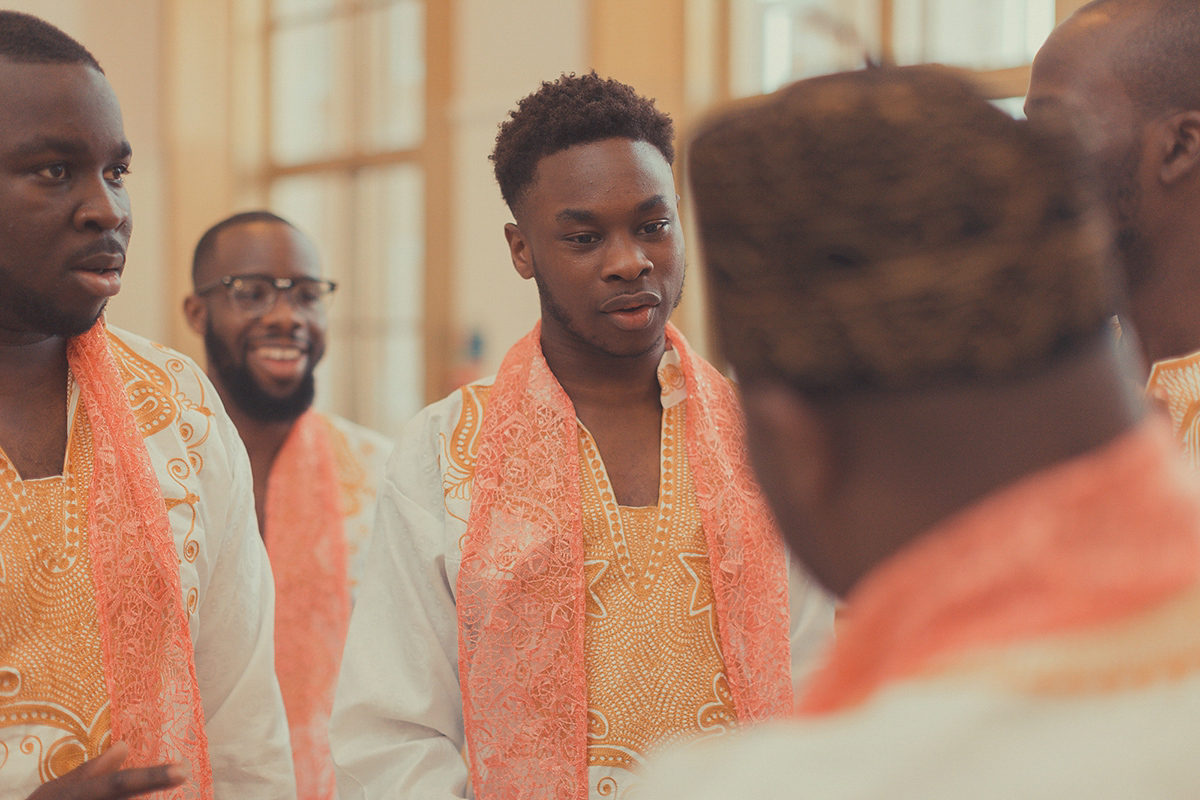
[0,335,71,478]
[1127,220,1200,364]
[539,330,665,413]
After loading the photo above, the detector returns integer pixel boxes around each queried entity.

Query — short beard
[9,284,104,338]
[531,257,685,360]
[205,324,314,423]
[1104,147,1152,293]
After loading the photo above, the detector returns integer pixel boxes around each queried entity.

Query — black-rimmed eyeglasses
[196,275,337,317]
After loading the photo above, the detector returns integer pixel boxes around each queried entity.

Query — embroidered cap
[688,65,1120,391]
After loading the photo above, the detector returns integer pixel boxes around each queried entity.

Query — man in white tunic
[1028,0,1200,464]
[331,72,834,800]
[185,211,393,800]
[0,12,295,800]
[641,64,1200,798]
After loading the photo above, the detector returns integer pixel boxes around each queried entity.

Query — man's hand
[26,742,187,800]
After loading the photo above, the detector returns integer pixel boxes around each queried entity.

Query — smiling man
[0,11,294,800]
[184,211,393,800]
[330,72,834,800]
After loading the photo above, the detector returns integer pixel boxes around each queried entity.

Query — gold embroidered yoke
[0,397,109,781]
[579,352,738,772]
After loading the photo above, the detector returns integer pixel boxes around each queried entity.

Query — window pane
[361,0,425,152]
[272,0,337,25]
[744,0,880,94]
[892,0,1056,69]
[270,17,353,164]
[268,172,357,418]
[353,163,425,434]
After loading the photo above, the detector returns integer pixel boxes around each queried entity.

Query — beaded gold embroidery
[579,402,737,774]
[0,406,111,782]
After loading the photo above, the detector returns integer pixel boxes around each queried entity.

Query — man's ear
[1159,110,1200,186]
[182,294,207,337]
[739,380,837,521]
[505,223,534,280]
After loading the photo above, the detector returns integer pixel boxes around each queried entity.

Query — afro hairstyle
[491,71,675,211]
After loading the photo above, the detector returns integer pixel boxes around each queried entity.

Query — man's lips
[600,291,661,313]
[70,252,125,298]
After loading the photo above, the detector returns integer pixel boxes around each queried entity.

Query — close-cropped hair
[192,210,296,285]
[0,11,102,72]
[491,71,675,211]
[1082,0,1200,116]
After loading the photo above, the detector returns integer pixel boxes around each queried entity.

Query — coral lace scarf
[264,411,349,800]
[458,323,792,800]
[70,320,211,799]
[799,420,1200,715]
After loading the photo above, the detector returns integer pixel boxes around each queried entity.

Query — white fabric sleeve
[193,410,297,800]
[331,413,470,800]
[788,560,838,696]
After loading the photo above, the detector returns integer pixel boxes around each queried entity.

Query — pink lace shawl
[799,420,1200,715]
[457,323,792,800]
[265,411,349,800]
[70,321,212,799]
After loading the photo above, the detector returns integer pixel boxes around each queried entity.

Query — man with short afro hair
[331,72,833,800]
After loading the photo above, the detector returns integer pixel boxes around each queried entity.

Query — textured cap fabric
[688,65,1120,391]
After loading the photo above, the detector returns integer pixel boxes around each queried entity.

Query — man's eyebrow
[555,208,596,224]
[636,194,668,213]
[554,195,669,224]
[8,136,133,161]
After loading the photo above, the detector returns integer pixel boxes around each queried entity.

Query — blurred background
[14,0,1089,438]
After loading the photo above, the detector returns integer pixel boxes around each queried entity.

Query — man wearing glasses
[184,211,393,800]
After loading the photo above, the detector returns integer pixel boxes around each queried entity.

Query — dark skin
[0,58,183,799]
[740,336,1142,597]
[1027,2,1200,364]
[0,60,130,480]
[504,138,685,507]
[184,221,327,533]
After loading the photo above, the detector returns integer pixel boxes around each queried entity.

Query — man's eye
[106,164,130,184]
[567,233,600,245]
[38,164,68,180]
[232,282,271,304]
[642,220,669,235]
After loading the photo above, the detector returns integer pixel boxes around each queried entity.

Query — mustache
[69,237,126,262]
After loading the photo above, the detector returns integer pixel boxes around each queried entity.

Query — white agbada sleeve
[331,396,471,800]
[192,405,297,800]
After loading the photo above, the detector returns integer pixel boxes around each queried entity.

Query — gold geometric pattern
[1147,350,1200,470]
[0,405,111,782]
[579,402,737,776]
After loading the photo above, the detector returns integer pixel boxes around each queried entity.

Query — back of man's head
[490,72,675,212]
[690,65,1118,394]
[0,11,101,72]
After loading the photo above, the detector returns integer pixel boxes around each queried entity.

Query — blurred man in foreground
[1028,0,1200,463]
[0,12,294,800]
[642,65,1200,798]
[185,211,393,800]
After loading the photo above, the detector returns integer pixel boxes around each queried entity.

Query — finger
[76,764,187,800]
[66,742,129,780]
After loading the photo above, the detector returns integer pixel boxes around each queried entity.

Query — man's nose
[602,236,653,281]
[73,175,129,233]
